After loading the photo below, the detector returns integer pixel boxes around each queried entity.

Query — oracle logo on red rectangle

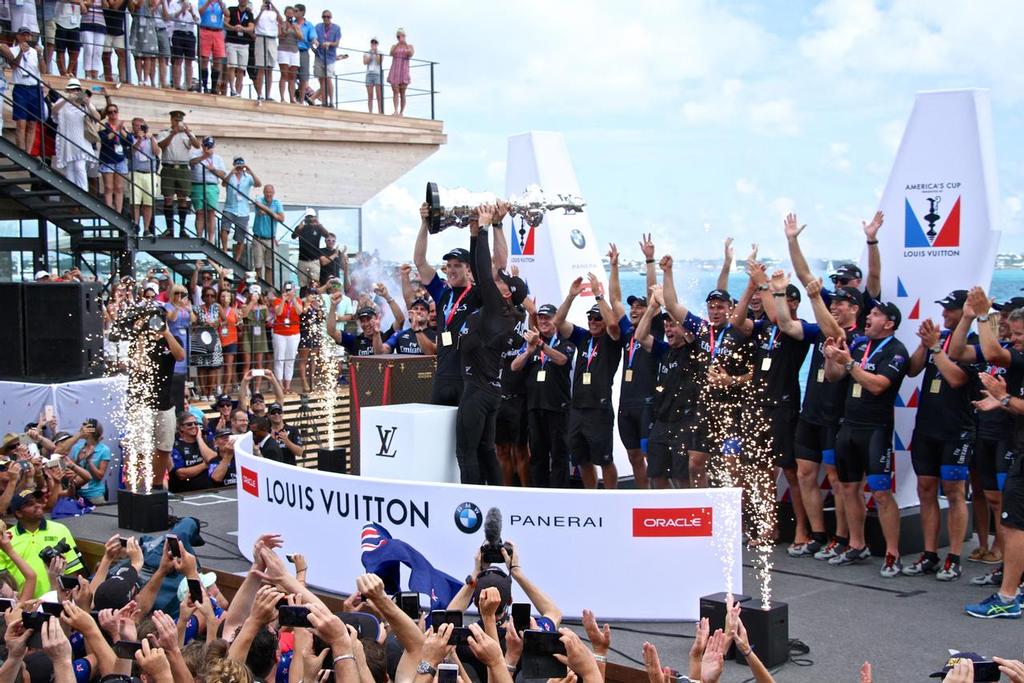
[241,467,259,497]
[632,507,712,537]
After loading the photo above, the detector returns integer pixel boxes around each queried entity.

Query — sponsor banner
[869,89,1001,508]
[359,404,459,483]
[234,440,742,620]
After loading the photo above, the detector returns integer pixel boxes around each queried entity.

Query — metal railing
[0,56,305,289]
[35,11,438,119]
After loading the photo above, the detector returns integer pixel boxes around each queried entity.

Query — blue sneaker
[964,593,1022,619]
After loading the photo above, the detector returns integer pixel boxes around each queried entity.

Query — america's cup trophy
[425,182,585,234]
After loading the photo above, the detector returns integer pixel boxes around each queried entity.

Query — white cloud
[748,99,800,136]
[769,197,796,218]
[878,120,905,157]
[827,142,851,172]
[735,178,760,195]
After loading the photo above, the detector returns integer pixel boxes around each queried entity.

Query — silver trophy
[425,182,585,234]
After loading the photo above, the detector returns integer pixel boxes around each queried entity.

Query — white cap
[65,78,82,90]
[144,282,160,294]
[303,207,317,218]
[34,270,50,280]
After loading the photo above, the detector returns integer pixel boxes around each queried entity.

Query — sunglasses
[322,14,330,18]
[181,422,198,427]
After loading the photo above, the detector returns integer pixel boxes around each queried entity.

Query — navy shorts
[971,437,1013,492]
[569,406,614,467]
[12,84,43,122]
[835,422,894,491]
[794,418,838,466]
[911,431,971,481]
[617,402,653,451]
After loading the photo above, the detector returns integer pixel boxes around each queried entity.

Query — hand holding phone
[166,534,181,559]
[187,578,204,604]
[277,605,312,628]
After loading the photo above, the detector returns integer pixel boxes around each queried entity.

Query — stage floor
[62,490,1022,682]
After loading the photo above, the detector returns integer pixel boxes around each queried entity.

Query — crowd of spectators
[0,3,417,113]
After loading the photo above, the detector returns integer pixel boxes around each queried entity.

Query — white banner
[359,404,459,483]
[869,89,1001,508]
[234,441,742,620]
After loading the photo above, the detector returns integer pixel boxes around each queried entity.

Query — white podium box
[359,403,459,483]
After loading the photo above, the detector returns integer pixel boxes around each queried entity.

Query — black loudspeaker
[318,447,347,474]
[117,489,169,532]
[0,283,25,379]
[735,601,790,669]
[23,282,104,381]
[699,592,751,660]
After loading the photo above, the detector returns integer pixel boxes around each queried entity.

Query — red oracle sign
[241,467,259,497]
[632,507,713,537]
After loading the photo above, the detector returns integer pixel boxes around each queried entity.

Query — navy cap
[214,394,232,407]
[930,652,989,678]
[784,284,801,301]
[829,263,862,283]
[537,303,557,317]
[627,295,647,307]
[251,392,265,402]
[442,248,471,263]
[202,136,215,148]
[874,301,902,329]
[356,306,377,318]
[497,270,529,306]
[586,304,602,320]
[832,286,864,308]
[935,289,968,310]
[267,402,283,415]
[994,296,1024,312]
[9,489,42,513]
[409,297,430,310]
[706,289,731,302]
[214,428,233,439]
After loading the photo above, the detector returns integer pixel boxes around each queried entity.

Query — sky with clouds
[332,0,1024,264]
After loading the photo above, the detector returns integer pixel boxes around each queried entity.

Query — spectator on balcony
[41,1,58,74]
[101,0,127,83]
[153,0,172,87]
[224,0,253,98]
[388,28,413,117]
[157,109,199,238]
[239,285,270,388]
[364,37,381,113]
[9,0,40,39]
[252,183,283,285]
[218,288,240,394]
[189,135,226,244]
[197,0,225,94]
[98,101,129,213]
[192,285,224,400]
[223,157,261,258]
[128,116,160,235]
[276,5,300,103]
[313,8,342,107]
[165,282,194,410]
[80,0,105,79]
[128,0,159,87]
[318,233,345,286]
[53,0,82,77]
[295,286,323,394]
[190,260,222,304]
[165,0,199,90]
[1,27,44,154]
[292,3,313,102]
[252,0,280,101]
[50,78,99,191]
[293,212,328,287]
[271,282,302,392]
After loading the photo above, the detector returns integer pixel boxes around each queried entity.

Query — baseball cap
[874,301,902,329]
[472,567,513,614]
[497,270,529,306]
[994,296,1024,312]
[52,431,73,445]
[784,284,801,302]
[929,652,989,678]
[233,157,245,166]
[65,78,82,90]
[16,26,32,34]
[626,295,647,307]
[144,282,159,294]
[251,392,265,402]
[34,270,50,281]
[214,428,233,439]
[214,394,232,407]
[268,402,283,415]
[537,303,557,317]
[586,304,602,320]
[935,289,968,310]
[176,571,217,603]
[442,248,471,263]
[93,566,139,611]
[706,289,731,302]
[409,297,430,310]
[370,37,379,44]
[169,109,186,118]
[9,489,42,513]
[831,286,864,308]
[202,136,215,148]
[23,653,52,683]
[829,263,862,283]
[356,306,377,319]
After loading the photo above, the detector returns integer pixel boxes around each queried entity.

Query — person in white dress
[50,78,100,191]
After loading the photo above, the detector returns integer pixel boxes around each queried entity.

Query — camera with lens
[39,539,71,564]
[121,303,166,334]
[480,507,513,564]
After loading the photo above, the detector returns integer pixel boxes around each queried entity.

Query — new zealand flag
[360,523,462,609]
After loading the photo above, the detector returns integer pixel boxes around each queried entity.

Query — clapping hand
[784,213,805,239]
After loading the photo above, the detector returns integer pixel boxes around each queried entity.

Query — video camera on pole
[480,507,513,564]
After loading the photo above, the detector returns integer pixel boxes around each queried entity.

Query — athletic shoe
[828,546,867,566]
[858,546,872,560]
[964,593,1022,619]
[902,554,940,576]
[970,567,1004,586]
[936,557,963,582]
[787,540,822,558]
[814,540,842,561]
[880,553,903,578]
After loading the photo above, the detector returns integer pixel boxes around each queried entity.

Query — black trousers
[455,383,501,485]
[528,408,569,488]
[432,374,463,407]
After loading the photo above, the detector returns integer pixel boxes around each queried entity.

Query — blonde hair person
[387,27,413,116]
[206,657,254,683]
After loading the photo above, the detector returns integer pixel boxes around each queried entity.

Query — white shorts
[154,406,176,452]
[104,33,126,50]
[277,50,298,67]
[226,42,248,69]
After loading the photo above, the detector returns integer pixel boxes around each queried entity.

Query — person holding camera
[128,116,161,236]
[223,157,262,259]
[252,184,284,285]
[271,282,303,393]
[293,212,329,288]
[156,109,200,238]
[0,489,80,598]
[61,418,111,505]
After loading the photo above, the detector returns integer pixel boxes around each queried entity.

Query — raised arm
[948,302,980,364]
[783,213,814,287]
[659,255,690,323]
[863,211,883,299]
[633,287,661,352]
[805,277,844,340]
[588,272,619,341]
[552,277,582,339]
[968,287,1012,367]
[504,543,560,627]
[491,201,510,274]
[768,271,805,339]
[917,319,968,388]
[716,237,733,291]
[606,243,625,320]
[398,264,416,307]
[471,207,503,311]
[640,233,657,293]
[413,203,437,283]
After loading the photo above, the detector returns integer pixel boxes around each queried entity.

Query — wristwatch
[756,284,769,291]
[929,344,942,354]
[1001,395,1012,408]
[843,360,855,372]
[977,314,990,322]
[417,662,437,677]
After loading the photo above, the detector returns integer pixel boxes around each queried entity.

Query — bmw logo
[570,229,586,249]
[454,502,483,534]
